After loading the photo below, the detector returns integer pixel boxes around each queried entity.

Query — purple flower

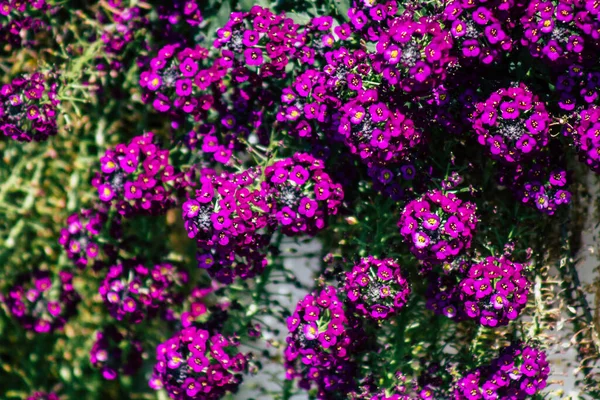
[287,313,300,332]
[473,7,492,25]
[384,45,401,64]
[146,73,162,91]
[369,102,389,123]
[303,323,319,340]
[554,190,571,205]
[422,213,440,230]
[244,48,263,66]
[150,327,249,398]
[211,210,232,230]
[175,79,193,96]
[412,231,430,249]
[463,39,481,57]
[242,30,259,46]
[484,24,506,44]
[298,197,318,218]
[303,305,321,323]
[349,106,366,124]
[411,61,431,83]
[534,192,549,210]
[500,102,519,119]
[549,170,567,186]
[277,207,296,225]
[543,40,562,61]
[180,58,198,77]
[370,304,390,319]
[197,254,214,269]
[183,200,201,218]
[514,135,535,154]
[122,297,137,312]
[153,94,171,112]
[98,184,115,202]
[290,165,309,185]
[444,216,464,238]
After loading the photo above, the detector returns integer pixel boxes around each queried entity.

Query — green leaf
[333,0,350,20]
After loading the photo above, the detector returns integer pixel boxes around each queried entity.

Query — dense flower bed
[1,0,600,399]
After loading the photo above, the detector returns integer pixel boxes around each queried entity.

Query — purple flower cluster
[90,326,143,380]
[265,153,344,236]
[0,72,58,142]
[182,167,271,283]
[427,256,530,327]
[156,0,203,29]
[139,44,213,116]
[96,0,148,71]
[149,326,250,399]
[0,0,49,52]
[296,16,342,63]
[571,104,600,172]
[277,69,338,140]
[182,167,267,243]
[93,132,188,216]
[279,47,425,167]
[344,256,410,320]
[2,270,79,333]
[454,344,549,399]
[444,0,514,65]
[398,190,477,262]
[471,84,550,164]
[214,6,301,76]
[59,207,107,268]
[139,4,328,152]
[337,83,423,167]
[349,3,454,93]
[519,0,597,63]
[555,64,600,113]
[497,154,571,215]
[285,286,361,397]
[139,42,273,165]
[99,261,187,324]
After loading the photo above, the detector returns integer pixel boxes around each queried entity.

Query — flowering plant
[1,0,600,399]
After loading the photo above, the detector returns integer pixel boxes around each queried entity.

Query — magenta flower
[422,214,441,230]
[384,45,401,64]
[303,323,319,340]
[500,102,519,119]
[98,184,115,202]
[412,231,430,249]
[349,106,366,124]
[242,29,259,46]
[462,39,481,57]
[369,102,389,123]
[180,57,198,77]
[244,48,263,66]
[151,327,249,399]
[290,165,309,185]
[211,210,232,230]
[146,73,162,91]
[298,197,318,218]
[411,61,431,83]
[277,207,296,225]
[549,170,567,186]
[284,286,361,395]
